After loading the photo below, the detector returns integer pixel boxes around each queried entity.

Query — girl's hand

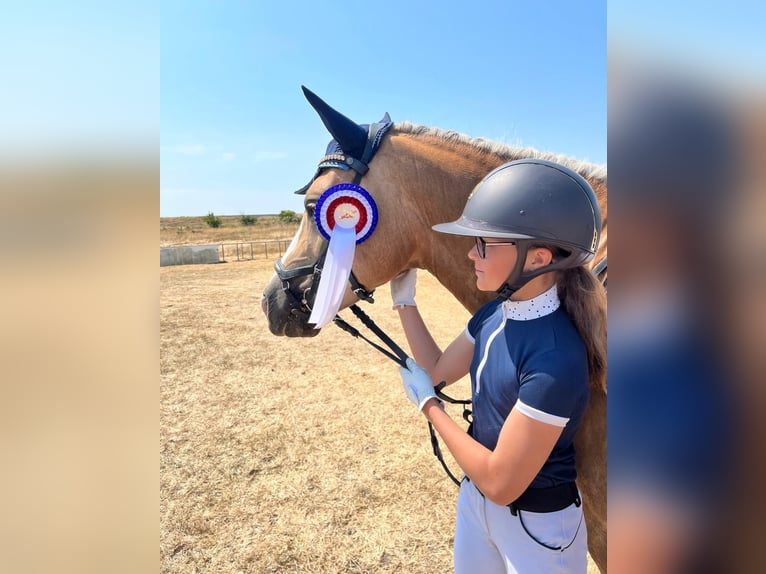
[399,358,439,412]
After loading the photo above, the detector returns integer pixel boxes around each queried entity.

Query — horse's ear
[301,86,367,159]
[379,112,391,124]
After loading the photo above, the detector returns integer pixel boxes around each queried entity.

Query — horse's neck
[422,234,493,313]
[381,129,608,314]
[384,132,508,313]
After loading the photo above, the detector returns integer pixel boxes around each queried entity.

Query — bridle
[273,120,392,316]
[274,244,377,318]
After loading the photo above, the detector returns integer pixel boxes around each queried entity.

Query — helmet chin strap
[494,240,582,300]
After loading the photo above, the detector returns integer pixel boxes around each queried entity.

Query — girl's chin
[475,277,499,292]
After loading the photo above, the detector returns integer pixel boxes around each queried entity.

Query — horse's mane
[395,122,607,183]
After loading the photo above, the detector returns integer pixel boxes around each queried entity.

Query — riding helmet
[432,158,602,296]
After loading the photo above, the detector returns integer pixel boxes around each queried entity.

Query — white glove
[400,358,438,412]
[391,269,417,309]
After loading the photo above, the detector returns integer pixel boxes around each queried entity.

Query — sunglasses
[475,237,516,259]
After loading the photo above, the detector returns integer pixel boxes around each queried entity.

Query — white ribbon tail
[308,226,356,329]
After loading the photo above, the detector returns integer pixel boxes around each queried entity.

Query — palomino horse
[261,89,607,572]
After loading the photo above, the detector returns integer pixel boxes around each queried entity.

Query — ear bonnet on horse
[295,86,393,194]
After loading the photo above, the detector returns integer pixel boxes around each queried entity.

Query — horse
[261,88,608,572]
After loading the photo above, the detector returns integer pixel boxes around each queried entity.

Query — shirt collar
[502,284,560,321]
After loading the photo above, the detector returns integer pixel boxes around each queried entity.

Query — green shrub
[240,213,256,226]
[278,209,299,224]
[202,212,222,228]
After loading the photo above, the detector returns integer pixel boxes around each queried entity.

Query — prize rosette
[307,183,378,329]
[314,183,378,244]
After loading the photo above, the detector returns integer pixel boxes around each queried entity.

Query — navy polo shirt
[466,286,590,487]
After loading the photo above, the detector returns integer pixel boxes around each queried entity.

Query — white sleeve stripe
[464,326,475,344]
[516,400,569,427]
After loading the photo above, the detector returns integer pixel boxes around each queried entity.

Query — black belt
[464,477,581,515]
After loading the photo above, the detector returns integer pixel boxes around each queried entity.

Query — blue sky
[160,1,607,217]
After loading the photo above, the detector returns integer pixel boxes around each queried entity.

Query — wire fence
[218,240,293,262]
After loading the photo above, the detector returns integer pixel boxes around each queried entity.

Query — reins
[332,303,471,487]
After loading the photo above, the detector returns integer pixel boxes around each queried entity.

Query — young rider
[393,158,606,573]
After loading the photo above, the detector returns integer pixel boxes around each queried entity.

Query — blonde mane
[395,122,607,183]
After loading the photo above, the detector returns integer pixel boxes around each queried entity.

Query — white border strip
[474,314,506,394]
[516,399,569,427]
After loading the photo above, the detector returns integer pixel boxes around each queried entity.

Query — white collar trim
[503,284,560,321]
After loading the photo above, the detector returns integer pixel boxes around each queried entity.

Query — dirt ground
[160,258,598,573]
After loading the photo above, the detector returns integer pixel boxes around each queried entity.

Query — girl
[393,158,606,573]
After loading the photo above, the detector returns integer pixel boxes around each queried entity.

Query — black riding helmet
[433,158,602,299]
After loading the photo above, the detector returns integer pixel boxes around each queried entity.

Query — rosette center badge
[314,183,378,244]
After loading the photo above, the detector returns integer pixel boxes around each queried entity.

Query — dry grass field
[161,215,299,247]
[160,226,599,573]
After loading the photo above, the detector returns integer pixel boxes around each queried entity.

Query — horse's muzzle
[261,274,321,337]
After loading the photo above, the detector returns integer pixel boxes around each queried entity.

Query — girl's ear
[526,247,554,270]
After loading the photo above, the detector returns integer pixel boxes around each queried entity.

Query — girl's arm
[421,399,563,506]
[397,306,473,387]
[390,269,472,386]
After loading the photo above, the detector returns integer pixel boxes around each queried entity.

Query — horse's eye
[305,203,316,217]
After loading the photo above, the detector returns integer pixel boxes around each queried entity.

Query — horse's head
[261,88,418,336]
